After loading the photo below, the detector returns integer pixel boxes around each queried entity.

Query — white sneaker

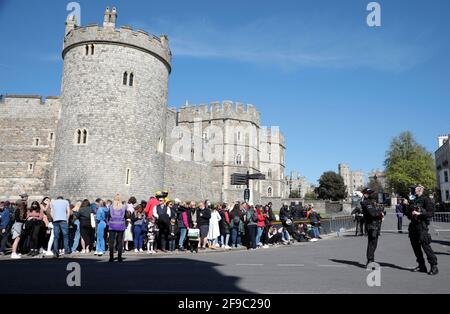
[94,252,99,255]
[310,238,318,242]
[11,253,21,259]
[263,245,269,249]
[139,249,144,253]
[134,249,138,253]
[98,252,103,256]
[45,251,54,256]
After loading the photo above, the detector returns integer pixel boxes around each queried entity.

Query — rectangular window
[49,132,54,141]
[28,163,34,171]
[445,171,449,183]
[34,138,40,146]
[446,190,450,201]
[125,168,131,185]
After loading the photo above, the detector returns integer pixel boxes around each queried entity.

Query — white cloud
[127,15,436,72]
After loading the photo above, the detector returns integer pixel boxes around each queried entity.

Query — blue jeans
[133,224,143,250]
[312,226,320,238]
[256,227,264,245]
[178,227,187,248]
[220,234,230,247]
[71,220,81,252]
[231,227,241,247]
[96,221,106,253]
[53,221,70,255]
[282,229,290,241]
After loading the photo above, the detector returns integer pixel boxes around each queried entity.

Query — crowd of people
[0,192,322,263]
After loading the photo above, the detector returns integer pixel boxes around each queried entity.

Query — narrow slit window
[34,138,40,146]
[91,44,94,55]
[82,129,88,144]
[76,129,82,144]
[28,163,34,171]
[129,73,134,86]
[123,72,128,85]
[125,168,131,185]
[85,45,89,56]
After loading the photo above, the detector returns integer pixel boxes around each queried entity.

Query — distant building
[368,169,388,190]
[285,171,315,199]
[435,134,450,203]
[338,164,365,197]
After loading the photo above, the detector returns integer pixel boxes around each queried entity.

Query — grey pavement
[0,213,449,294]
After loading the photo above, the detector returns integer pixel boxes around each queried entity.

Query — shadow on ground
[0,256,251,294]
[329,259,412,271]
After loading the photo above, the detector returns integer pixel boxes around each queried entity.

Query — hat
[362,188,374,195]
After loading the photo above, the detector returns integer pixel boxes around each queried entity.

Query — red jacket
[256,209,266,228]
[144,197,159,220]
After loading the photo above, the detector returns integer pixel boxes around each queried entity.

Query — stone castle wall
[0,96,60,200]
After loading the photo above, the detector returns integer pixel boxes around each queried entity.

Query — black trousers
[366,228,379,263]
[158,226,168,251]
[189,240,199,252]
[109,230,124,260]
[397,216,403,231]
[247,225,257,249]
[27,220,45,251]
[355,219,364,236]
[409,225,437,267]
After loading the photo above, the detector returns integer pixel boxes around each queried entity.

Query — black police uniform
[404,195,438,274]
[361,197,383,264]
[351,206,365,236]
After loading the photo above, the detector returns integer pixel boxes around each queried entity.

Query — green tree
[304,192,317,200]
[317,171,346,201]
[289,190,300,198]
[384,131,436,196]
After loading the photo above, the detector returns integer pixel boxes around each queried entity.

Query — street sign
[231,173,247,186]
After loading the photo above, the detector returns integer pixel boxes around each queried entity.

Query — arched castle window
[235,154,242,165]
[75,129,88,145]
[268,169,272,179]
[76,129,82,144]
[129,73,134,86]
[82,129,88,144]
[267,187,273,197]
[123,72,128,85]
[91,44,94,55]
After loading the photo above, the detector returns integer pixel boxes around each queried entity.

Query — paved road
[0,213,449,294]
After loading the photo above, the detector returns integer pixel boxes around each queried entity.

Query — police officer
[403,184,438,275]
[361,188,384,265]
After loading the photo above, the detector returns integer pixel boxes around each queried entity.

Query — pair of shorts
[11,222,23,239]
[199,225,209,238]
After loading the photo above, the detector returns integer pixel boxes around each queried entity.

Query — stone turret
[52,7,171,201]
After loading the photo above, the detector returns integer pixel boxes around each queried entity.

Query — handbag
[90,213,96,228]
[187,228,200,240]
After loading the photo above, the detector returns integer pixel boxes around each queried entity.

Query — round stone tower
[51,7,171,201]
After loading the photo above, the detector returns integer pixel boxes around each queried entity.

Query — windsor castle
[0,7,286,204]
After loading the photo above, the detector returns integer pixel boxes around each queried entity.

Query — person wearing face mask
[403,184,438,275]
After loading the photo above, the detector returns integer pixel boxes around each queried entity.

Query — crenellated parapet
[178,100,260,126]
[63,7,171,72]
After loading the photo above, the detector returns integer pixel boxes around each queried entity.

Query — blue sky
[1,0,449,184]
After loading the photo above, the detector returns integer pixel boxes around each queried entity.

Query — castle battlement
[63,8,171,72]
[178,101,261,126]
[260,126,286,147]
[0,95,60,106]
